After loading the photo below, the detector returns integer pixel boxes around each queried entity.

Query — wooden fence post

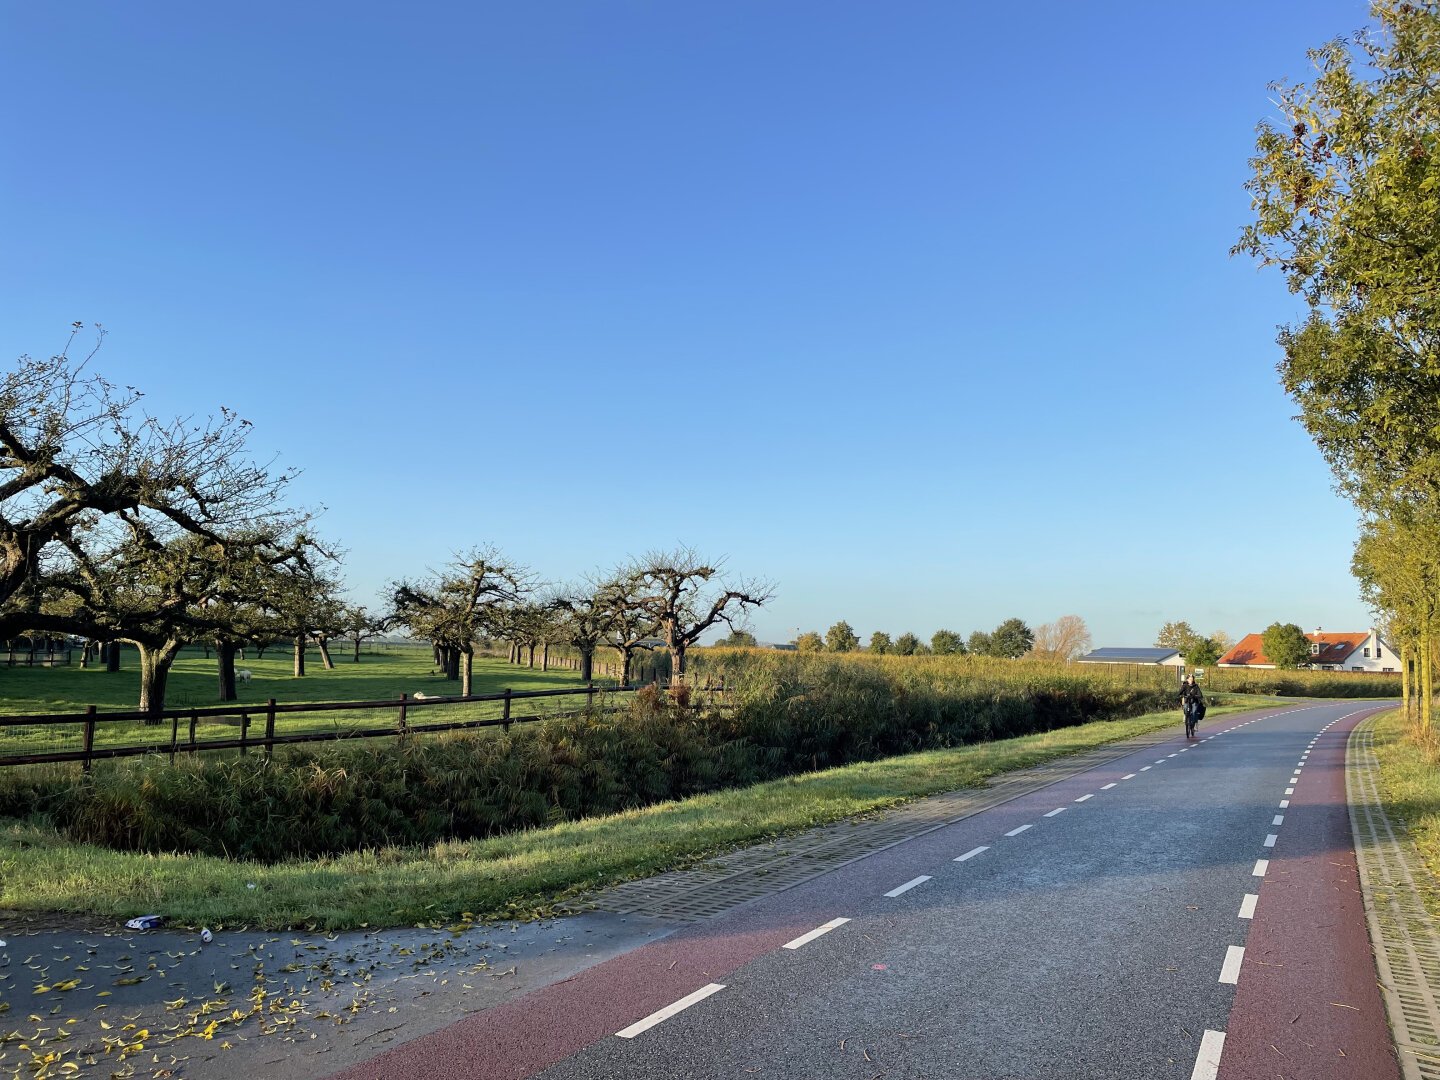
[502,688,512,734]
[169,712,180,765]
[240,711,250,756]
[587,680,595,713]
[264,698,277,760]
[82,705,95,773]
[398,693,408,737]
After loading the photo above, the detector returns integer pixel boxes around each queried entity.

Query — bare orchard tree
[341,604,388,662]
[553,578,626,683]
[0,325,300,641]
[1028,615,1093,662]
[600,576,660,686]
[389,547,530,696]
[628,548,774,679]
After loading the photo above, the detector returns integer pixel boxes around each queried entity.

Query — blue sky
[1,1,1381,647]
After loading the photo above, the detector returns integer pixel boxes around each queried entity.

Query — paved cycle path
[330,701,1400,1080]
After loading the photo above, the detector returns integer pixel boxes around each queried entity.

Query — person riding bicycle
[1180,674,1206,740]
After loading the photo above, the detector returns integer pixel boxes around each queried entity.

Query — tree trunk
[620,646,636,687]
[672,644,687,680]
[353,635,361,662]
[1423,628,1433,735]
[460,649,473,696]
[106,641,121,672]
[542,642,549,671]
[444,645,460,681]
[1403,641,1413,725]
[509,641,518,664]
[526,643,536,668]
[433,642,442,666]
[294,636,306,677]
[217,639,238,702]
[580,646,594,683]
[202,643,211,659]
[316,634,335,670]
[137,640,182,719]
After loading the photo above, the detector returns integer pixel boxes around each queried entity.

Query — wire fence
[0,681,729,770]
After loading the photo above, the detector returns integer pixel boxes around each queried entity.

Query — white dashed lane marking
[1253,859,1269,877]
[1043,808,1067,818]
[1264,834,1278,848]
[884,876,931,898]
[1279,799,1289,809]
[1239,894,1258,919]
[954,846,988,862]
[616,983,727,1038]
[782,918,850,950]
[1190,1029,1226,1080]
[1074,794,1094,803]
[1273,815,1284,826]
[1140,766,1152,771]
[1122,773,1136,780]
[1219,946,1245,984]
[1005,824,1033,837]
[1101,783,1117,790]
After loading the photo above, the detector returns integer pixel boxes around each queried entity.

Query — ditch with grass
[0,649,1282,931]
[1366,707,1440,920]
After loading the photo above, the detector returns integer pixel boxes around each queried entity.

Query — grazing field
[0,646,602,761]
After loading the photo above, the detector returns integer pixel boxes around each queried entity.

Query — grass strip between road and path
[1364,707,1440,920]
[0,700,1268,933]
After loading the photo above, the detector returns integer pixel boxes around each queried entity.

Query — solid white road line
[1044,808,1067,818]
[1253,859,1269,876]
[1122,773,1136,780]
[1190,1030,1226,1080]
[1273,815,1284,826]
[1218,945,1245,984]
[1101,782,1117,790]
[783,918,850,950]
[884,876,932,898]
[1239,894,1258,919]
[1279,799,1290,808]
[616,983,726,1038]
[1074,794,1094,802]
[954,846,989,862]
[1264,834,1278,847]
[1005,824,1033,837]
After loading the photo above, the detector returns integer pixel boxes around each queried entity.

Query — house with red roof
[1217,629,1396,672]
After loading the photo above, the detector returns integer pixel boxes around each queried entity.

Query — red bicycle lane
[1217,703,1401,1080]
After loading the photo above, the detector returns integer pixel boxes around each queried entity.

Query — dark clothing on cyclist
[1180,682,1206,715]
[1180,680,1206,737]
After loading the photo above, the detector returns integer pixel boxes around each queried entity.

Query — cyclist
[1180,674,1206,740]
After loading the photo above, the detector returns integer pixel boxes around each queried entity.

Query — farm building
[1076,647,1185,667]
[1217,629,1396,672]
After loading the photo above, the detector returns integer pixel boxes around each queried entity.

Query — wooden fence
[0,681,727,771]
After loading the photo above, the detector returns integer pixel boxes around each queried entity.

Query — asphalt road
[335,701,1401,1080]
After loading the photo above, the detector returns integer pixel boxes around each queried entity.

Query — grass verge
[1365,707,1440,919]
[0,701,1265,932]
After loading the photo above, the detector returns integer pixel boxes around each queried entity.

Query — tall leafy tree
[794,631,825,652]
[868,631,893,655]
[1261,621,1313,670]
[988,618,1035,659]
[825,621,859,653]
[893,632,920,656]
[1236,2,1440,513]
[1154,621,1202,655]
[930,629,965,656]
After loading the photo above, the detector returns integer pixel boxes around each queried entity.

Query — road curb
[1348,712,1440,1080]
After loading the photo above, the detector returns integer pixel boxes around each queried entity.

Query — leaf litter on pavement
[0,913,507,1079]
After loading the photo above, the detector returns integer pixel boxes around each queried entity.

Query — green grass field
[0,646,604,760]
[0,700,1265,930]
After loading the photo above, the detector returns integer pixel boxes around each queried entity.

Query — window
[1364,647,1371,657]
[1377,644,1383,658]
[1352,666,1363,671]
[1310,642,1321,655]
[1384,667,1395,673]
